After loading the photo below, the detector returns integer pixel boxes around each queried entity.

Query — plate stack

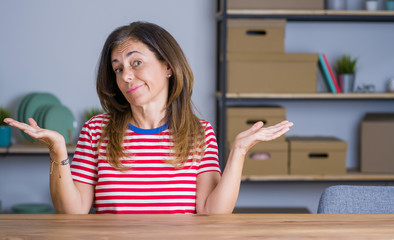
[17,92,76,144]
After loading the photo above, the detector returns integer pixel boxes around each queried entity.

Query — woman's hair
[96,21,205,170]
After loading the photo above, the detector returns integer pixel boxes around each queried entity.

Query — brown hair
[96,21,205,170]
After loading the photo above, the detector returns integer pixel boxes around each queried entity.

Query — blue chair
[317,185,394,214]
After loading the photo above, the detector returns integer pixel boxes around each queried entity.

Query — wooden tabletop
[1,214,394,239]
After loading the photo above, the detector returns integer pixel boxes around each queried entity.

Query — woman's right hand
[4,118,66,152]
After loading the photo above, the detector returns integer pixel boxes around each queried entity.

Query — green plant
[0,107,11,126]
[85,107,104,121]
[335,55,358,74]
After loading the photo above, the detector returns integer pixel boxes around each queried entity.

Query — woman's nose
[122,67,134,82]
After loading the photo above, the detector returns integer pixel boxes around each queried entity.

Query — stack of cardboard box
[226,18,318,93]
[288,136,347,175]
[227,109,348,176]
[361,113,394,174]
[227,107,289,176]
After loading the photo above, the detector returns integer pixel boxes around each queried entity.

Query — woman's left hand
[232,120,294,156]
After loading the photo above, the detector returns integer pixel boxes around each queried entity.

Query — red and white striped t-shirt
[70,114,221,214]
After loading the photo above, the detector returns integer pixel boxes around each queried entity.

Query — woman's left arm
[196,120,293,214]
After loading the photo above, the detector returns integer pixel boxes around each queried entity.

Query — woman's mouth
[127,84,144,94]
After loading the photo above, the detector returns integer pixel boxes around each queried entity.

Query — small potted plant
[334,55,358,93]
[85,107,104,122]
[0,107,12,147]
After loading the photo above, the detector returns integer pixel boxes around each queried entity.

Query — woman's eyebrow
[112,50,143,63]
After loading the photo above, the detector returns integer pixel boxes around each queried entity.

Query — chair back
[317,185,394,214]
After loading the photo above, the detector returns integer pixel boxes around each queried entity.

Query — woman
[4,21,293,214]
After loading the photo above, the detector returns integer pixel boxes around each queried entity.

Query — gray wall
[0,0,216,213]
[1,0,394,213]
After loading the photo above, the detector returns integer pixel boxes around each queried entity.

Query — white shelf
[227,9,394,16]
[221,92,394,99]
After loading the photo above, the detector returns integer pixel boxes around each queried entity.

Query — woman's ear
[166,65,173,77]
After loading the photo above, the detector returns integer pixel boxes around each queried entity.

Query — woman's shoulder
[84,113,110,127]
[198,119,215,132]
[198,119,209,126]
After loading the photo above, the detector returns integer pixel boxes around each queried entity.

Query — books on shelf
[322,54,341,93]
[318,53,341,93]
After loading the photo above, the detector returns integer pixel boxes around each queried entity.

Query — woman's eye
[114,68,122,73]
[133,60,142,67]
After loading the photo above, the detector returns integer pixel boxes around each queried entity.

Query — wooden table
[1,214,394,239]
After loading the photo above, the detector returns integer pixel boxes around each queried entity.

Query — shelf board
[220,92,394,99]
[225,9,394,21]
[242,170,394,182]
[227,9,394,16]
[0,143,76,155]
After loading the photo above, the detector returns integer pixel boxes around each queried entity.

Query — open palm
[233,120,293,156]
[3,118,65,151]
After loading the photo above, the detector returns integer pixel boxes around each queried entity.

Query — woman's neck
[129,105,166,129]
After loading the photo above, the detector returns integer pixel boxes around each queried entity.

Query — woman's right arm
[4,118,94,214]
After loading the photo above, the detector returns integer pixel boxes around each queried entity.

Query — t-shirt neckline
[128,123,168,135]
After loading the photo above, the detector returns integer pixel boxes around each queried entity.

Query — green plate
[17,92,36,123]
[22,93,61,141]
[28,105,47,142]
[18,93,39,141]
[43,105,75,144]
[12,203,54,214]
[32,105,45,124]
[34,105,51,127]
[24,93,61,123]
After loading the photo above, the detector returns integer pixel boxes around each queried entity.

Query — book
[322,54,341,93]
[318,53,336,93]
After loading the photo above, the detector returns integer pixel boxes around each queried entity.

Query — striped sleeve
[197,121,221,175]
[70,115,106,185]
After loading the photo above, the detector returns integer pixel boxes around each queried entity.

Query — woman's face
[111,39,172,110]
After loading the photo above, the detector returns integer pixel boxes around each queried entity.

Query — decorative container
[0,126,11,147]
[338,74,355,93]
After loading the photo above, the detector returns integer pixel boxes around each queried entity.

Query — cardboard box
[227,107,286,142]
[240,141,289,176]
[288,137,347,175]
[361,113,394,174]
[227,53,318,93]
[227,0,325,10]
[227,19,286,54]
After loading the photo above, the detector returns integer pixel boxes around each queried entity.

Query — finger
[273,126,291,138]
[251,121,264,130]
[264,120,293,131]
[273,120,293,128]
[255,122,292,141]
[240,121,265,136]
[3,118,15,124]
[24,128,45,139]
[262,126,291,141]
[28,118,39,128]
[5,119,32,131]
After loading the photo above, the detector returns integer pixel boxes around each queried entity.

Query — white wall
[1,0,394,213]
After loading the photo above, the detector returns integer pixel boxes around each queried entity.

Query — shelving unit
[216,0,394,181]
[0,144,76,155]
